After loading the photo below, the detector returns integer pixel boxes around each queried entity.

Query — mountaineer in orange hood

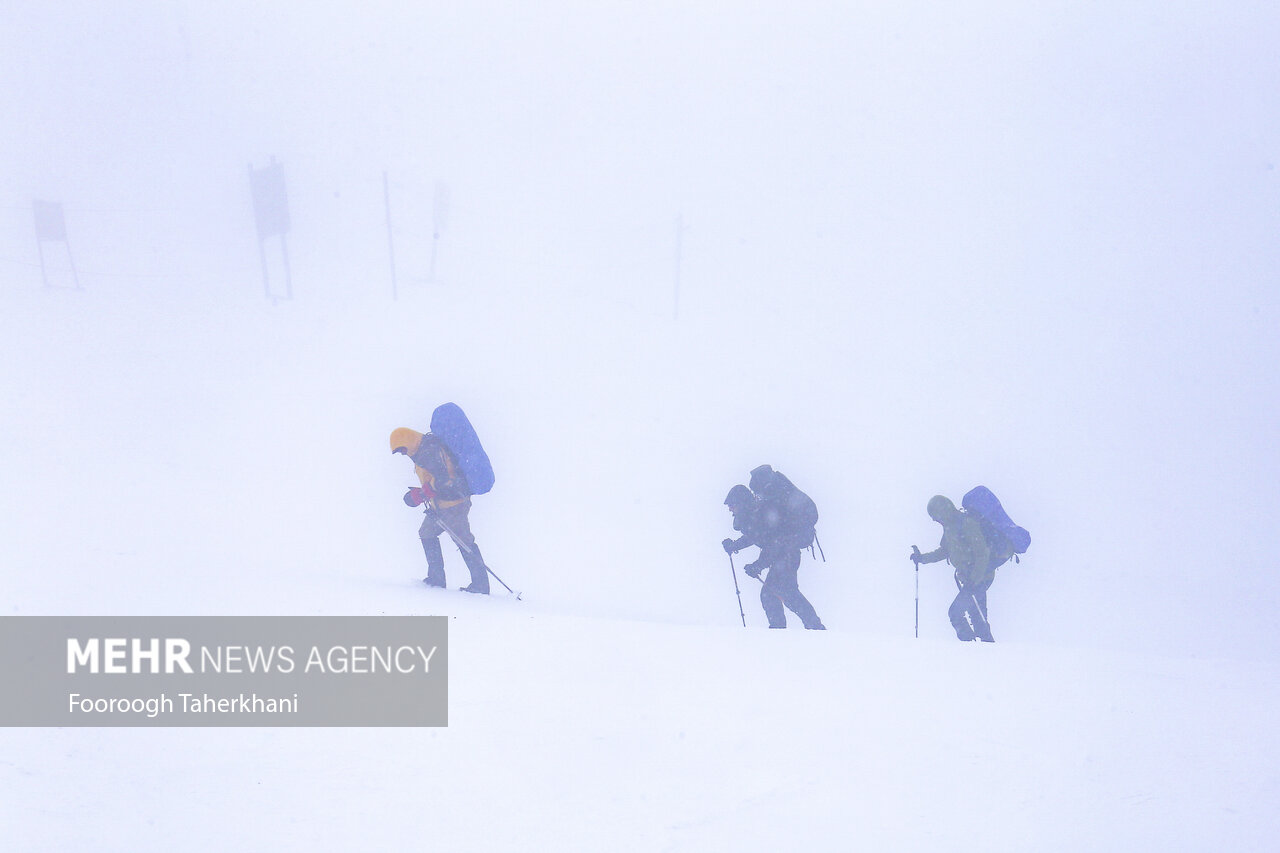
[391,426,490,594]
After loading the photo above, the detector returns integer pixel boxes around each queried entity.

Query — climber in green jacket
[912,495,995,642]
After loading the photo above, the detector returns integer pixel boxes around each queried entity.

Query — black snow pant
[419,499,489,593]
[759,545,824,630]
[948,574,993,642]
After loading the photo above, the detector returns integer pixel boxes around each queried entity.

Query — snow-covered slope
[3,603,1277,851]
[2,279,1278,851]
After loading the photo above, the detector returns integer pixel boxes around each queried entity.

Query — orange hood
[389,427,424,456]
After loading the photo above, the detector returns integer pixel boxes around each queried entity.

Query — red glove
[403,487,425,507]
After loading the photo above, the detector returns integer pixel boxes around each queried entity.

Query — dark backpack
[429,403,495,496]
[781,479,818,532]
[962,486,1029,568]
[768,473,818,548]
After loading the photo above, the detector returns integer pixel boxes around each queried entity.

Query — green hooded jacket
[916,495,993,589]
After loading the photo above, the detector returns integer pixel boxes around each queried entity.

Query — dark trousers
[759,546,824,629]
[419,500,489,592]
[948,575,993,642]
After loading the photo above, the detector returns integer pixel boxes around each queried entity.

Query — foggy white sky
[9,3,1279,255]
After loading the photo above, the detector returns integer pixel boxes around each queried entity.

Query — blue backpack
[962,486,1030,566]
[429,403,495,496]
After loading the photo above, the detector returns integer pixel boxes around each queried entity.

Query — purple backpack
[962,486,1030,565]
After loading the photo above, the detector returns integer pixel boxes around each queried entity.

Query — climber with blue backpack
[911,487,1030,643]
[390,403,498,595]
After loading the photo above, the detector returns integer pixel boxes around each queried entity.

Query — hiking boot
[422,577,446,588]
[459,583,489,595]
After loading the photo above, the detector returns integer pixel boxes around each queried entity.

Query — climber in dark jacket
[722,482,824,630]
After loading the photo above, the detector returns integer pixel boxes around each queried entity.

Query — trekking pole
[970,592,989,637]
[911,546,921,639]
[484,565,521,599]
[431,508,522,599]
[430,509,473,556]
[727,553,747,627]
[813,530,826,562]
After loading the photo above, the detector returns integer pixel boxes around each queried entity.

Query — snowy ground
[5,612,1274,850]
[3,602,1278,851]
[2,282,1278,851]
